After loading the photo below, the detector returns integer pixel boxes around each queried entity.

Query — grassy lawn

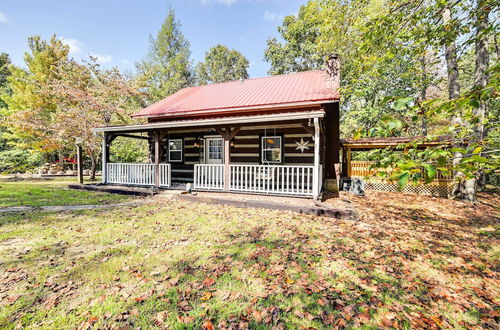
[0,188,498,329]
[0,178,130,208]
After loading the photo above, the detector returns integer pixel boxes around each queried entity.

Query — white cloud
[199,0,237,5]
[89,52,113,64]
[263,10,281,22]
[60,37,84,54]
[0,12,8,24]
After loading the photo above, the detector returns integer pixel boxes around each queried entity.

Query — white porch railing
[159,164,171,187]
[194,164,225,190]
[106,163,171,187]
[230,165,314,196]
[107,163,155,186]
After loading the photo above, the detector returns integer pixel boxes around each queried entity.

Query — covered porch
[95,111,327,199]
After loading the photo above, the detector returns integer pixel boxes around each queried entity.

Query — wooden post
[76,144,83,184]
[346,148,352,178]
[154,131,160,187]
[313,117,321,200]
[102,133,108,184]
[223,128,230,191]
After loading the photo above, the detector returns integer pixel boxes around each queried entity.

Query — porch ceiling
[93,110,325,133]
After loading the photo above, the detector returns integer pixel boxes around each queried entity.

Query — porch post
[223,128,230,191]
[313,117,321,200]
[76,143,83,184]
[154,131,160,187]
[346,148,352,178]
[102,133,108,184]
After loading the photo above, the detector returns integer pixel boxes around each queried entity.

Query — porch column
[154,131,160,187]
[102,133,108,184]
[346,148,352,178]
[224,130,230,191]
[216,126,241,191]
[313,117,321,200]
[76,142,83,184]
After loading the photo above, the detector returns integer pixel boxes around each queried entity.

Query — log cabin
[93,56,341,200]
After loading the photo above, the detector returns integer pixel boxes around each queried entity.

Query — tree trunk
[442,5,476,201]
[90,154,97,181]
[473,0,490,191]
[419,53,428,136]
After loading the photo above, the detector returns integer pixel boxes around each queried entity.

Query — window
[168,139,183,162]
[261,136,282,163]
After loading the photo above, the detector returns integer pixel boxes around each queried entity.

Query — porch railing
[193,164,315,196]
[106,163,171,187]
[193,164,225,190]
[230,165,314,196]
[159,164,171,187]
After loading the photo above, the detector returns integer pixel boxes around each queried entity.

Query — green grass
[0,178,130,207]
[0,187,498,329]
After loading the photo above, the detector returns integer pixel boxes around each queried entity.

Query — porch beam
[93,110,325,133]
[301,123,315,137]
[215,127,226,137]
[113,133,151,140]
[228,126,241,140]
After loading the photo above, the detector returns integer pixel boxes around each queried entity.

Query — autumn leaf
[154,311,169,326]
[317,297,328,306]
[202,320,215,330]
[357,312,371,322]
[177,315,194,324]
[200,291,212,301]
[203,277,216,287]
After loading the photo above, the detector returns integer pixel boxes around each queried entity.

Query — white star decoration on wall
[295,138,310,153]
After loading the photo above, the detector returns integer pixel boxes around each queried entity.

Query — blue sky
[0,0,306,78]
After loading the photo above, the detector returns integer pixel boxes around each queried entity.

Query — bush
[0,149,43,173]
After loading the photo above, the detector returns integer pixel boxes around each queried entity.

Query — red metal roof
[132,70,339,118]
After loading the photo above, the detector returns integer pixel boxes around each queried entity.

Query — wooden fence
[348,160,453,197]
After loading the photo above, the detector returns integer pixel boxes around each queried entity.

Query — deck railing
[230,164,314,196]
[193,164,225,190]
[350,160,453,181]
[106,163,171,187]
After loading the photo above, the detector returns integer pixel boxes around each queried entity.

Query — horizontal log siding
[153,121,314,182]
[232,125,314,164]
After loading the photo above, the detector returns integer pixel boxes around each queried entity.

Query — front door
[205,137,224,164]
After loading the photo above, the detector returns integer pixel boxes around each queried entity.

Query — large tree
[265,0,498,200]
[44,57,141,179]
[196,44,249,85]
[0,53,11,109]
[264,0,433,136]
[2,35,70,153]
[136,8,193,102]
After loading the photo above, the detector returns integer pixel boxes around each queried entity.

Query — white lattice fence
[364,180,452,197]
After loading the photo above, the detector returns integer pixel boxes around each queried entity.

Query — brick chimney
[325,54,340,91]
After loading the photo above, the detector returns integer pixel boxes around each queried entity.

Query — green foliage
[0,53,11,109]
[264,0,432,137]
[1,35,70,152]
[109,137,148,163]
[0,148,43,174]
[136,8,193,102]
[196,44,249,85]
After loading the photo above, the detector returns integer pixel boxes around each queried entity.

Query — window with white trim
[261,136,282,163]
[168,139,183,162]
